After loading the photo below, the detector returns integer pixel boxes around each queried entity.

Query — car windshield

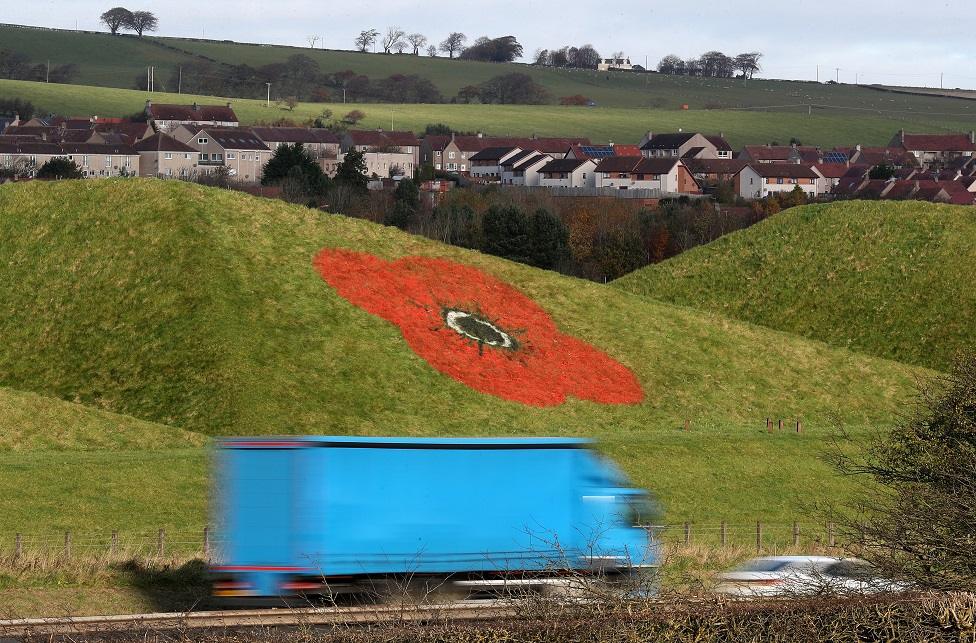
[735,559,792,572]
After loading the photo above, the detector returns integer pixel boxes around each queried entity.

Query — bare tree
[306,35,320,48]
[439,32,466,58]
[99,7,133,35]
[381,26,406,54]
[355,29,379,53]
[426,45,438,57]
[407,33,427,56]
[127,11,158,37]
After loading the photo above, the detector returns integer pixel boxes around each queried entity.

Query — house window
[164,152,173,160]
[460,164,466,171]
[790,178,798,184]
[105,156,112,168]
[82,155,89,167]
[185,153,192,160]
[199,153,209,162]
[435,163,442,170]
[254,153,260,161]
[198,137,208,144]
[124,157,130,167]
[449,152,456,159]
[165,167,172,176]
[227,152,236,160]
[213,153,224,162]
[777,178,784,184]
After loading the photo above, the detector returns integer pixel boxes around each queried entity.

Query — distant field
[4,79,975,148]
[0,179,926,533]
[3,23,976,116]
[613,201,976,372]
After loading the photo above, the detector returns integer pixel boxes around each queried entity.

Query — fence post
[684,419,690,432]
[796,419,802,433]
[14,533,21,561]
[777,419,784,431]
[203,526,211,559]
[828,522,836,548]
[720,521,727,547]
[683,522,691,545]
[793,522,800,547]
[766,417,772,433]
[64,531,71,559]
[157,529,165,557]
[111,530,118,556]
[756,522,763,551]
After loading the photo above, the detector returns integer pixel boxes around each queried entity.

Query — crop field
[0,179,929,536]
[4,78,976,149]
[613,201,976,372]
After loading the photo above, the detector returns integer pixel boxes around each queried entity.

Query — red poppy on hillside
[313,249,644,407]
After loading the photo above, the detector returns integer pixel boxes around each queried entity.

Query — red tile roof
[747,163,820,179]
[813,163,849,179]
[426,135,590,155]
[683,158,749,175]
[131,133,198,153]
[897,133,976,152]
[251,127,341,145]
[740,145,794,161]
[594,156,643,173]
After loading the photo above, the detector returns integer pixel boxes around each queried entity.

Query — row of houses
[3,99,975,204]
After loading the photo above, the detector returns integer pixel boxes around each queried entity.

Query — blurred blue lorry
[211,436,656,599]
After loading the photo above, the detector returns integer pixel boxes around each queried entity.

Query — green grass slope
[613,201,976,372]
[0,180,927,529]
[4,23,976,116]
[4,79,975,149]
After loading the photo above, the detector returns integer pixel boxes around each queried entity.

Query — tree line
[657,52,762,79]
[0,49,79,84]
[532,44,605,70]
[354,30,524,63]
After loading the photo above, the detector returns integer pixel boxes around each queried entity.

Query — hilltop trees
[407,34,427,56]
[381,27,406,54]
[439,32,467,58]
[99,8,158,36]
[460,36,523,63]
[100,7,133,34]
[478,72,549,104]
[658,51,763,78]
[534,44,601,69]
[355,29,379,52]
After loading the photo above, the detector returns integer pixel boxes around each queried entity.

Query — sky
[12,0,976,89]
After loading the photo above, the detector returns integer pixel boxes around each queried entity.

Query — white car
[713,556,892,597]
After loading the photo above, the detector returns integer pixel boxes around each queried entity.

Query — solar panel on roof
[823,151,848,164]
[579,145,615,158]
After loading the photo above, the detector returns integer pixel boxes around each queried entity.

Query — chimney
[900,129,905,143]
[11,113,19,127]
[970,131,975,145]
[192,102,199,111]
[856,144,862,152]
[226,102,232,109]
[477,131,483,139]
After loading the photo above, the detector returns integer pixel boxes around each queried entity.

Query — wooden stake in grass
[793,521,800,546]
[111,530,118,556]
[14,533,21,561]
[684,419,690,432]
[756,521,763,551]
[720,521,728,546]
[778,419,784,431]
[157,529,165,557]
[796,419,803,433]
[828,522,836,548]
[63,531,71,559]
[684,522,691,545]
[766,417,772,433]
[203,526,211,559]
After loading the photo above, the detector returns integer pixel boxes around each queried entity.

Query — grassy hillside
[4,23,976,117]
[613,201,976,372]
[4,79,975,149]
[0,180,927,530]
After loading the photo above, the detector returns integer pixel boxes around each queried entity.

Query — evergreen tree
[528,208,569,269]
[334,148,369,195]
[385,178,420,229]
[35,157,83,180]
[482,205,531,263]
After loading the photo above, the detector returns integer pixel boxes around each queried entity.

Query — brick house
[251,127,341,161]
[179,127,270,183]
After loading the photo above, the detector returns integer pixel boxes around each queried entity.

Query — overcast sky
[17,0,976,88]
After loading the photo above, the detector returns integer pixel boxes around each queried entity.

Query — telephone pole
[266,82,271,108]
[835,67,841,83]
[178,66,182,94]
[816,65,819,83]
[46,60,50,83]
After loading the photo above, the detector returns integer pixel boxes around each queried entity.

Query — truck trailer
[212,436,656,599]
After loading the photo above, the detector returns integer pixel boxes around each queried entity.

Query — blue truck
[211,436,656,599]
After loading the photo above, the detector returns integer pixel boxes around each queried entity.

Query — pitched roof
[594,156,643,173]
[704,135,733,152]
[147,102,239,123]
[896,132,976,152]
[681,146,706,159]
[131,132,198,153]
[512,153,551,170]
[640,132,695,150]
[434,135,591,155]
[634,158,680,174]
[813,163,850,179]
[539,158,589,174]
[347,129,420,147]
[251,127,342,145]
[199,127,269,151]
[683,158,749,175]
[470,146,521,162]
[747,163,820,179]
[499,149,539,168]
[740,145,795,161]
[0,141,63,154]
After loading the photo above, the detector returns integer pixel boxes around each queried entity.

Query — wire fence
[0,522,842,563]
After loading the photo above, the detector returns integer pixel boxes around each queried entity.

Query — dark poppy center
[442,308,518,350]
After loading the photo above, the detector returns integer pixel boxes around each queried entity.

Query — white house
[538,158,597,188]
[594,157,700,193]
[469,146,524,180]
[734,163,823,199]
[501,151,551,186]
